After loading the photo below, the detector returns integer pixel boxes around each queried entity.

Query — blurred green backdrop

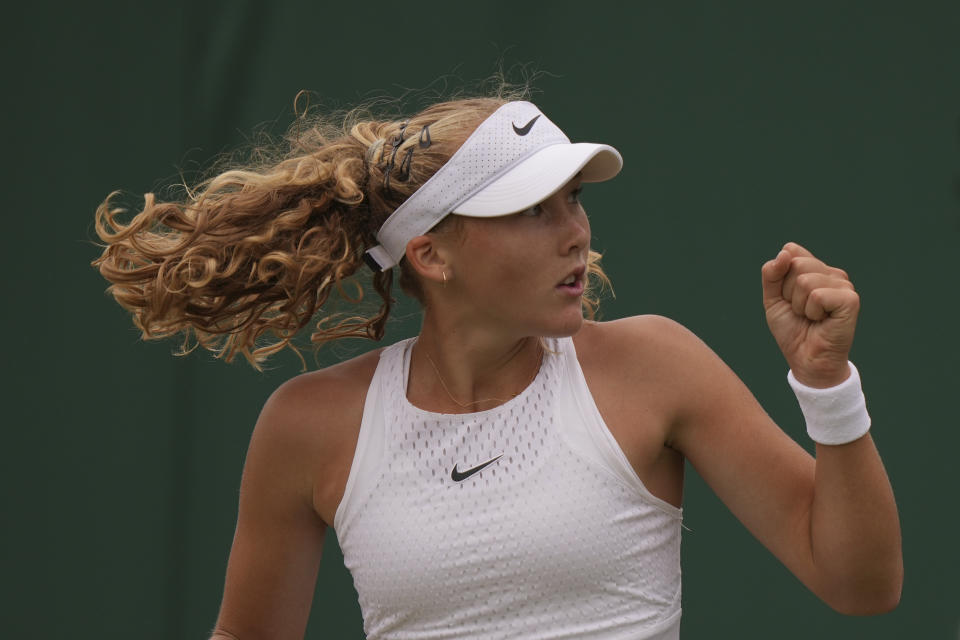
[3,1,958,638]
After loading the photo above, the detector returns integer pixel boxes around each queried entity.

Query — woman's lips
[556,277,585,296]
[556,267,586,295]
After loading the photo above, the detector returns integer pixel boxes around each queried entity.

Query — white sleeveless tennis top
[334,337,683,639]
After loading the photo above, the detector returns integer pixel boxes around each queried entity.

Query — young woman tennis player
[94,93,902,640]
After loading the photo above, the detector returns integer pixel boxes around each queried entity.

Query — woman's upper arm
[623,316,820,589]
[212,377,332,640]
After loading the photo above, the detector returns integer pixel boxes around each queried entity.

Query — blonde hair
[92,92,612,369]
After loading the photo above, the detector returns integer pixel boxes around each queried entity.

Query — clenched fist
[761,242,860,388]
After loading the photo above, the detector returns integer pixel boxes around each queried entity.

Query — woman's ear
[404,235,451,285]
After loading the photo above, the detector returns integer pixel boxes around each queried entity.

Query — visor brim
[451,143,622,217]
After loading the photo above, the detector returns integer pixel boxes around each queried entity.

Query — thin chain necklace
[423,343,543,409]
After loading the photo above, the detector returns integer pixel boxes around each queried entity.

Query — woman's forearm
[808,432,903,614]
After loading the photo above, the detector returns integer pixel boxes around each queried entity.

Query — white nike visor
[365,100,623,271]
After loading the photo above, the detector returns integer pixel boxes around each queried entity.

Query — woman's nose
[563,205,590,254]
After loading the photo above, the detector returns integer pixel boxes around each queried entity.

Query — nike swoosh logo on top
[451,454,504,482]
[512,115,541,136]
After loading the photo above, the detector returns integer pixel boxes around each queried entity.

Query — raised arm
[666,242,902,614]
[210,379,330,640]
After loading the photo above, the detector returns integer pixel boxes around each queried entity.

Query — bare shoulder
[567,316,717,505]
[573,315,738,440]
[248,346,385,525]
[575,314,696,348]
[575,316,791,457]
[262,348,383,430]
[573,314,713,382]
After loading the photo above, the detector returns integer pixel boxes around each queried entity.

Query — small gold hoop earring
[441,271,447,287]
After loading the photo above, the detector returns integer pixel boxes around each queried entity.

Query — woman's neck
[407,315,543,414]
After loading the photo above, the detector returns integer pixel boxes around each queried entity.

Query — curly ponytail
[92,96,513,368]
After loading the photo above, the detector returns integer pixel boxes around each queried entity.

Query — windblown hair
[93,92,611,369]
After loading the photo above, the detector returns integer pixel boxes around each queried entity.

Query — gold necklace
[423,344,543,409]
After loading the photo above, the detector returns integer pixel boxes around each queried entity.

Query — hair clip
[419,124,432,149]
[397,148,413,181]
[383,160,394,192]
[383,120,411,192]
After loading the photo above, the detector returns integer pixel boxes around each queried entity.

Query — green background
[3,1,958,638]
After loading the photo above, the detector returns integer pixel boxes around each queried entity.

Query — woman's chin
[539,312,585,338]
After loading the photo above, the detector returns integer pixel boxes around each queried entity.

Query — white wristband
[787,361,871,445]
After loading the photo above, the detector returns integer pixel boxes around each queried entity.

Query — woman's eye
[568,187,583,203]
[521,204,543,217]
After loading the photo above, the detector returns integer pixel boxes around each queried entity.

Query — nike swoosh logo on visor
[512,115,541,136]
[451,454,504,482]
